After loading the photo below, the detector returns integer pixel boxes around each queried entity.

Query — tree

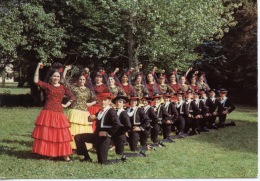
[0,2,24,87]
[195,0,257,95]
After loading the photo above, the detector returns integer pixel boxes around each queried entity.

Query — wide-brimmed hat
[153,93,162,99]
[218,88,228,94]
[142,93,153,101]
[193,90,200,95]
[199,89,207,94]
[112,94,129,104]
[163,92,172,98]
[99,92,112,100]
[174,90,184,95]
[129,94,140,100]
[186,89,193,94]
[208,88,216,93]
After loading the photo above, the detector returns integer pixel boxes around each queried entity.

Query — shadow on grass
[0,145,42,160]
[2,139,33,148]
[190,120,258,154]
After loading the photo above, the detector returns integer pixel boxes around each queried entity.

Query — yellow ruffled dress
[68,86,95,150]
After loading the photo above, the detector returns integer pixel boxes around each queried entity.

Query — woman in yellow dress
[63,65,97,150]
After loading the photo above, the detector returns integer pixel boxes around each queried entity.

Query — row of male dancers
[74,88,235,164]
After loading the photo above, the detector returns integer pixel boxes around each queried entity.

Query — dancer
[217,88,236,128]
[32,62,75,161]
[63,65,97,150]
[106,68,126,98]
[197,74,210,91]
[127,94,150,153]
[133,73,149,99]
[111,94,131,156]
[120,69,136,98]
[74,92,121,164]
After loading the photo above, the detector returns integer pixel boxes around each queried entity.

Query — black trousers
[198,118,207,128]
[112,134,127,155]
[161,123,172,139]
[191,118,200,131]
[208,115,217,125]
[184,117,192,133]
[219,114,227,124]
[128,130,149,151]
[150,124,161,143]
[174,115,185,133]
[74,133,111,164]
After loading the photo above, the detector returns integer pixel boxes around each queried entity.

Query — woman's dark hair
[145,73,154,83]
[168,73,177,82]
[44,63,64,84]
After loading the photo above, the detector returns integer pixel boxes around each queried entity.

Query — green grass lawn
[0,105,257,179]
[0,82,30,95]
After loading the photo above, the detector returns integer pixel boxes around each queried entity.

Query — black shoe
[121,154,127,162]
[178,133,188,138]
[189,130,199,136]
[211,125,218,129]
[139,150,147,157]
[201,127,210,132]
[230,121,236,126]
[158,141,166,147]
[195,128,201,134]
[218,123,225,128]
[166,137,174,143]
[80,157,92,163]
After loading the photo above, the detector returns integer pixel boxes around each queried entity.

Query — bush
[0,93,35,107]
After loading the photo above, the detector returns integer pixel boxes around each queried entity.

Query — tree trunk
[1,70,6,88]
[127,12,139,70]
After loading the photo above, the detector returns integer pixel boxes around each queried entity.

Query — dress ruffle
[32,125,72,142]
[32,139,72,157]
[34,110,70,128]
[88,104,101,115]
[68,109,91,125]
[68,109,93,150]
[31,110,72,157]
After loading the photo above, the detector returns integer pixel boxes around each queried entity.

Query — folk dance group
[31,62,235,164]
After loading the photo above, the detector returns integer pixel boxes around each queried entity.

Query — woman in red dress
[120,70,136,98]
[145,73,162,97]
[189,76,199,91]
[32,62,76,161]
[179,76,189,92]
[88,70,110,115]
[168,73,182,93]
[87,70,110,131]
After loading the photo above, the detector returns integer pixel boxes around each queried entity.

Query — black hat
[218,88,228,94]
[193,90,200,95]
[129,94,140,100]
[186,89,193,94]
[199,89,207,94]
[163,92,172,98]
[153,93,162,99]
[208,88,216,93]
[142,93,153,100]
[174,90,184,95]
[112,95,129,104]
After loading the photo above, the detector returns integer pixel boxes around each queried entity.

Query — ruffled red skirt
[32,110,72,157]
[88,104,101,132]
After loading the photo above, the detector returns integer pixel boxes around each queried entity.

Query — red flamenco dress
[88,83,109,131]
[146,83,162,106]
[32,81,75,157]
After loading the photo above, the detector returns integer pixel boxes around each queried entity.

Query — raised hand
[65,65,72,70]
